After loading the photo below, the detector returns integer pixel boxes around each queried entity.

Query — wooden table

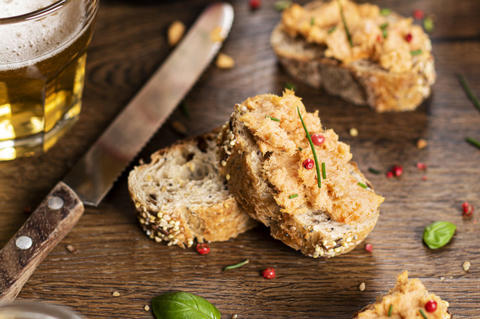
[1,0,479,317]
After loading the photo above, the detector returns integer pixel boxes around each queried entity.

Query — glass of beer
[0,0,99,160]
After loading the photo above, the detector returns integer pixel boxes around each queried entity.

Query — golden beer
[0,0,98,160]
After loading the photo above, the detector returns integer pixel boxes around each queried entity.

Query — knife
[0,2,233,302]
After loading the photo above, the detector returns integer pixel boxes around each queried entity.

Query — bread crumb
[417,138,428,149]
[359,282,366,291]
[172,121,187,135]
[210,26,224,42]
[168,21,185,46]
[463,261,471,272]
[440,276,445,281]
[144,305,150,312]
[350,128,358,137]
[112,291,120,297]
[216,53,235,69]
[65,244,76,253]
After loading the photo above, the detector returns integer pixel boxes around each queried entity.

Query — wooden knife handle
[0,181,84,303]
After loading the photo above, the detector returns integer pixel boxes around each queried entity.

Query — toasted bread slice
[355,271,451,319]
[128,130,256,248]
[270,0,436,112]
[218,91,384,257]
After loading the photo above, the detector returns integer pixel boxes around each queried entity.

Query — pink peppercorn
[386,171,394,178]
[249,0,261,10]
[311,134,325,146]
[413,9,424,20]
[303,158,314,170]
[405,33,413,42]
[417,162,427,170]
[196,243,210,255]
[425,300,437,313]
[392,165,403,177]
[364,243,373,253]
[462,202,474,218]
[262,267,276,279]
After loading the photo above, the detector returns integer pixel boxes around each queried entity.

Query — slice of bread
[270,0,436,112]
[219,90,384,257]
[128,130,256,248]
[354,271,451,319]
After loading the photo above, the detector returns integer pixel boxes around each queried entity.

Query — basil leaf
[152,292,221,319]
[423,221,456,249]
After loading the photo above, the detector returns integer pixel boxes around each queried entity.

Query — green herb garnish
[152,292,221,319]
[297,107,321,188]
[423,16,434,33]
[368,167,381,175]
[266,115,280,122]
[321,162,326,179]
[298,147,303,151]
[274,0,292,11]
[410,49,423,56]
[380,8,391,16]
[223,259,249,271]
[289,194,299,199]
[457,74,480,113]
[327,26,337,34]
[180,102,190,118]
[285,82,296,91]
[387,304,393,317]
[357,182,368,189]
[423,221,456,249]
[310,17,315,26]
[419,309,428,319]
[380,22,388,38]
[337,0,353,47]
[466,137,480,150]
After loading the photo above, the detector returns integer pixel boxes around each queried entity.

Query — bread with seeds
[128,130,256,248]
[218,90,384,257]
[354,271,452,319]
[270,0,436,112]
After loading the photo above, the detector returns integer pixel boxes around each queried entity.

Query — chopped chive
[310,17,315,26]
[466,137,480,150]
[387,304,393,317]
[419,309,428,319]
[380,22,388,38]
[289,194,299,199]
[274,0,292,11]
[321,162,326,179]
[298,147,303,151]
[223,259,249,271]
[179,102,190,118]
[285,82,296,90]
[410,49,423,56]
[423,16,434,33]
[297,107,321,188]
[266,115,280,122]
[380,8,391,16]
[327,25,337,34]
[457,74,480,113]
[337,0,353,47]
[368,167,381,175]
[357,182,368,189]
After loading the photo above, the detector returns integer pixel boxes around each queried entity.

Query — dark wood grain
[0,0,479,317]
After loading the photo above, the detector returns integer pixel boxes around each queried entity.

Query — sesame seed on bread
[218,90,384,257]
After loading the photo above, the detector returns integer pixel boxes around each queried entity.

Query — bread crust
[270,6,436,112]
[128,131,256,248]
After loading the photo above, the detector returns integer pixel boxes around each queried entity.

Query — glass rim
[0,0,74,25]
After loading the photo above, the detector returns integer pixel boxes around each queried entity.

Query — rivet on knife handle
[0,182,84,303]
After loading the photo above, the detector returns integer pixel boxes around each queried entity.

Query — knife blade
[0,2,233,302]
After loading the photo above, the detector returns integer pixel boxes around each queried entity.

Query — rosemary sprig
[387,304,393,317]
[368,167,381,175]
[297,107,321,188]
[338,0,353,47]
[266,115,280,122]
[419,309,428,319]
[322,162,327,179]
[457,74,480,113]
[358,182,368,189]
[466,137,480,150]
[289,194,299,199]
[411,49,423,56]
[223,259,249,271]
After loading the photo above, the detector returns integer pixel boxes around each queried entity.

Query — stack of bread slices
[128,90,384,258]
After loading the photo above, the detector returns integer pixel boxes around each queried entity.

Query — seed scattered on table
[349,128,358,137]
[171,121,187,135]
[144,305,150,312]
[232,314,238,319]
[112,291,120,297]
[168,21,185,46]
[359,282,366,291]
[216,53,235,69]
[210,26,224,42]
[463,261,471,272]
[417,138,428,149]
[440,276,445,281]
[66,244,76,253]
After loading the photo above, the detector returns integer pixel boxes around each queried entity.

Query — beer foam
[0,0,85,71]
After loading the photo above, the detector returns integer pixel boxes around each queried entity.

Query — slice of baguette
[270,1,436,112]
[128,130,256,248]
[219,91,384,257]
[354,271,451,319]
